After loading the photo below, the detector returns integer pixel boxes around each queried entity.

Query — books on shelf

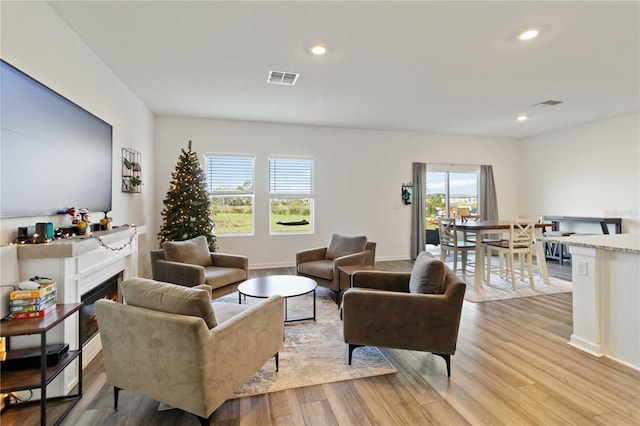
[10,282,56,300]
[10,303,56,319]
[10,292,57,312]
[9,283,57,319]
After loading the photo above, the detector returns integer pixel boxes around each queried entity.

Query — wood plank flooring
[7,259,638,425]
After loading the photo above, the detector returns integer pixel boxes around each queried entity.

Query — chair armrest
[193,284,213,298]
[152,259,205,287]
[210,253,248,271]
[206,296,285,392]
[350,271,411,292]
[333,251,370,268]
[296,247,327,265]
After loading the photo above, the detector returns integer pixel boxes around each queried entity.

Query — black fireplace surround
[80,273,121,347]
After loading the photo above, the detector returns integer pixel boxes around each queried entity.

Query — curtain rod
[427,162,488,167]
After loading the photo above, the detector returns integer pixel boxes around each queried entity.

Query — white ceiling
[47,1,639,139]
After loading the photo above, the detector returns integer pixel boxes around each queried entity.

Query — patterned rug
[217,287,397,398]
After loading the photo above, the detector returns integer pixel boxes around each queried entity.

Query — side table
[1,303,83,426]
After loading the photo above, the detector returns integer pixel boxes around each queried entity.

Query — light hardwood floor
[7,259,638,425]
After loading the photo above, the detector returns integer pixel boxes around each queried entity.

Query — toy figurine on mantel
[67,207,91,236]
[100,213,113,231]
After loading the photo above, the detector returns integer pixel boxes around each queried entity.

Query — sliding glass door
[426,167,479,230]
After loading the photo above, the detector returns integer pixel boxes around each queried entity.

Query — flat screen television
[1,60,113,218]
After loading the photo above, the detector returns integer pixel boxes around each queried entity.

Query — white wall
[0,1,155,268]
[155,116,520,268]
[518,113,640,234]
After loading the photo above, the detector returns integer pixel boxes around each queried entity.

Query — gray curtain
[410,162,427,259]
[480,165,499,220]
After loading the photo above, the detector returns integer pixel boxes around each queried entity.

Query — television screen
[1,60,113,218]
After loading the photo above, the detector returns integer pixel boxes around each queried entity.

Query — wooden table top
[0,303,83,337]
[455,220,552,231]
[238,275,317,298]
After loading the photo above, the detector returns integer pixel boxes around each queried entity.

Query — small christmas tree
[158,141,217,251]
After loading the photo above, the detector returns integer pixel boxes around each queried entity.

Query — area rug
[455,267,573,303]
[218,287,397,398]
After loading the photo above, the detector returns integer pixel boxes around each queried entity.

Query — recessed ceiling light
[310,43,328,55]
[518,29,539,41]
[517,115,528,121]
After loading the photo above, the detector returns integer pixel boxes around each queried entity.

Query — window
[269,157,314,234]
[205,155,254,235]
[426,165,479,230]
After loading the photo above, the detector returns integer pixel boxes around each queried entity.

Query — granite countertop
[542,233,640,254]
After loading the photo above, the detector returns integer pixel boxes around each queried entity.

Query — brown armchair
[342,252,466,376]
[151,236,248,299]
[296,234,376,299]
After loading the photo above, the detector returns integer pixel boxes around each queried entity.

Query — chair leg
[461,251,467,273]
[348,344,363,365]
[519,253,525,280]
[509,254,517,290]
[484,246,489,281]
[528,253,535,288]
[198,412,215,426]
[274,353,279,372]
[114,386,120,411]
[433,353,451,377]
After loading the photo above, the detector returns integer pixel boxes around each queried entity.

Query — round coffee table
[238,275,317,322]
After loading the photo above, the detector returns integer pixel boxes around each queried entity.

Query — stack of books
[9,282,57,319]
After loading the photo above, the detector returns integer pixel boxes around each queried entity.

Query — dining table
[455,220,552,291]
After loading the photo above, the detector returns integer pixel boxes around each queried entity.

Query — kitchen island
[543,233,639,370]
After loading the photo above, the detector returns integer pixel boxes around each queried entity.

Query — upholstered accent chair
[342,252,466,377]
[95,278,284,425]
[296,234,376,301]
[151,235,248,299]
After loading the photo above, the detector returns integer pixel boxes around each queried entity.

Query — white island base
[546,234,640,370]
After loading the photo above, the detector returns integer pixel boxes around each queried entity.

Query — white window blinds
[269,158,314,196]
[205,155,254,194]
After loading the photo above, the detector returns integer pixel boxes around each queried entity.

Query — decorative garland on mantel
[96,225,137,252]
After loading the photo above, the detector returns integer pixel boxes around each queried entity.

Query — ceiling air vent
[535,100,563,106]
[267,71,299,86]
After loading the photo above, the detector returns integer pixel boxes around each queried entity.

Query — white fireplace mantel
[13,225,142,397]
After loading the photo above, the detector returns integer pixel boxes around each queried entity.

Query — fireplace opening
[80,273,121,347]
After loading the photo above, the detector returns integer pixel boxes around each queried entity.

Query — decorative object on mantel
[401,182,413,205]
[100,213,113,231]
[157,140,217,251]
[122,148,142,193]
[67,207,91,236]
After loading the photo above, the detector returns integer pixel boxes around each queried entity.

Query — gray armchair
[342,252,466,376]
[296,234,376,300]
[95,278,284,425]
[151,235,248,299]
